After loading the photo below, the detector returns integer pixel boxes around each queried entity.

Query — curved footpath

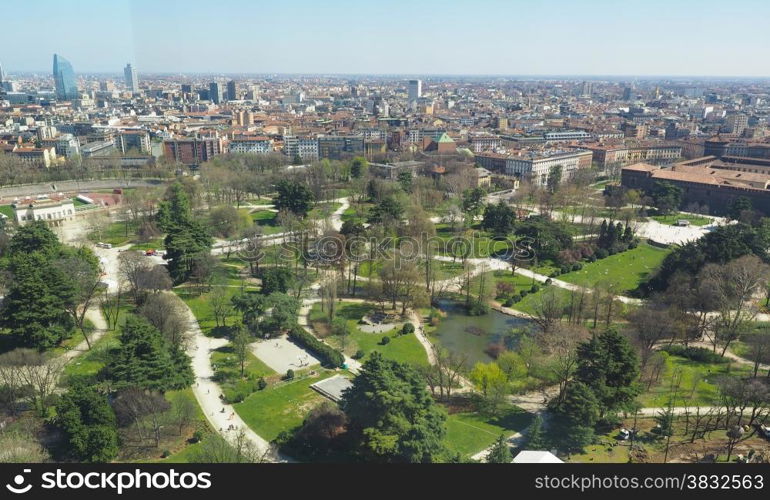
[182,301,286,462]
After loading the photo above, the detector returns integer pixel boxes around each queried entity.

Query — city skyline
[2,0,770,77]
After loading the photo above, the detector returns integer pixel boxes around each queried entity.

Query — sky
[2,0,770,77]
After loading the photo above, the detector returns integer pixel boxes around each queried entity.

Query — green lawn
[556,243,669,294]
[649,213,711,226]
[88,220,138,246]
[434,224,512,258]
[250,210,284,234]
[638,355,753,407]
[234,371,334,441]
[444,405,532,457]
[0,205,15,219]
[310,302,429,366]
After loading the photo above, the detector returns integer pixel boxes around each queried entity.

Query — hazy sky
[2,0,770,76]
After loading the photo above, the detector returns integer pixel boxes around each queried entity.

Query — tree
[209,205,249,238]
[274,179,315,217]
[188,429,270,463]
[486,434,512,463]
[137,293,189,349]
[119,251,151,302]
[260,267,295,295]
[549,381,600,451]
[2,349,65,416]
[461,187,485,221]
[350,157,368,179]
[481,201,516,237]
[526,415,546,450]
[342,353,449,463]
[546,164,563,193]
[397,170,413,193]
[54,385,119,463]
[231,323,250,377]
[106,315,193,392]
[56,249,102,349]
[1,251,76,349]
[574,328,640,419]
[469,361,509,416]
[728,196,752,221]
[650,181,682,215]
[210,284,234,328]
[112,387,170,448]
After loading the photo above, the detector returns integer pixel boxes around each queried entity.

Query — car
[760,425,770,440]
[103,243,112,249]
[145,249,157,256]
[96,242,105,248]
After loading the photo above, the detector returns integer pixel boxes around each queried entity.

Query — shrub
[287,326,345,368]
[545,278,553,285]
[520,290,529,298]
[353,349,365,359]
[661,345,728,364]
[285,369,295,380]
[401,323,415,335]
[629,239,639,249]
[571,262,582,271]
[550,270,561,277]
[191,430,205,443]
[257,377,267,390]
[588,255,597,263]
[162,450,171,458]
[468,302,489,316]
[560,265,571,274]
[511,296,521,303]
[380,336,391,345]
[503,298,515,307]
[595,248,609,259]
[530,284,540,293]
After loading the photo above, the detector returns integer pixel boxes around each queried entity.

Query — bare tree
[10,349,66,416]
[138,293,190,349]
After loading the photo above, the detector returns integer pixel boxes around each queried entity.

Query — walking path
[181,302,285,462]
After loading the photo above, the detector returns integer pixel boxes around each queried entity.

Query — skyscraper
[53,54,79,100]
[209,81,222,104]
[0,61,5,83]
[227,80,237,101]
[408,79,422,102]
[124,63,139,92]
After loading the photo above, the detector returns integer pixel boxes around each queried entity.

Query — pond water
[431,299,533,366]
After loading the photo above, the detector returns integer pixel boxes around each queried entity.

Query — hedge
[661,345,728,364]
[288,326,346,368]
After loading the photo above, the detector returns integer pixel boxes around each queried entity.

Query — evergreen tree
[575,328,640,418]
[526,415,546,450]
[549,381,600,451]
[54,385,119,463]
[342,353,449,463]
[106,315,193,391]
[486,434,512,463]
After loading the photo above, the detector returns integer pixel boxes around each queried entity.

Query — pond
[431,299,533,366]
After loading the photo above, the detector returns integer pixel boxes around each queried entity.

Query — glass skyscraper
[53,53,79,100]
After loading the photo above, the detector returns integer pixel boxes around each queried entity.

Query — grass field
[556,243,669,294]
[234,370,334,441]
[250,210,284,235]
[0,205,15,219]
[434,224,512,258]
[309,302,429,366]
[649,213,711,226]
[444,405,532,457]
[638,354,753,408]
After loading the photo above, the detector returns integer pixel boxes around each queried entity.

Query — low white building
[512,450,563,463]
[13,198,75,226]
